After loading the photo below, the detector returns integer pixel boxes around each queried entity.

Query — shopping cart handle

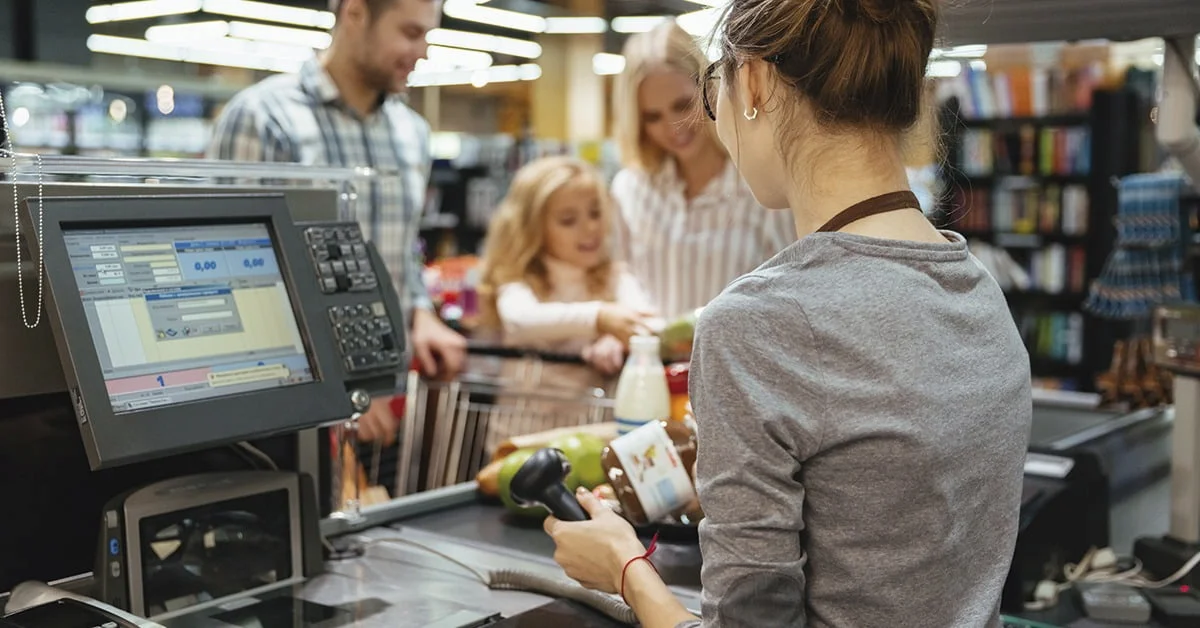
[466,343,588,365]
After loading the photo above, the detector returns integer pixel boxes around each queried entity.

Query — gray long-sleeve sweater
[679,230,1032,628]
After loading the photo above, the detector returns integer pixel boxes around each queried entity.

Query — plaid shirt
[207,57,433,313]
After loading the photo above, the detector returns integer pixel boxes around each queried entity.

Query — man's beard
[361,61,401,95]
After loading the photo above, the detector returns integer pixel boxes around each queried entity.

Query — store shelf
[960,114,1090,128]
[960,174,1091,186]
[960,231,1089,248]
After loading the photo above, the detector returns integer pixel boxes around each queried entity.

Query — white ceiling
[940,0,1200,46]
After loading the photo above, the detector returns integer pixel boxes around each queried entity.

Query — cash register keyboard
[303,223,403,375]
[305,225,378,295]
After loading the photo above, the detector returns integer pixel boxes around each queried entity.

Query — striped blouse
[610,158,797,320]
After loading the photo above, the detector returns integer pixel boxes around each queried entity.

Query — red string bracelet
[620,532,660,605]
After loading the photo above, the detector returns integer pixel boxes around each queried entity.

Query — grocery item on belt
[614,335,671,436]
[491,422,618,462]
[601,418,698,526]
[658,308,702,363]
[665,362,690,422]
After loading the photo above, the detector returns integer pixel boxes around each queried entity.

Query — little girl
[476,156,656,452]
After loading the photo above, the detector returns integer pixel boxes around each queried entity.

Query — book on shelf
[958,127,1090,177]
[967,241,1086,295]
[939,63,1104,120]
[945,182,1089,237]
[1017,311,1085,366]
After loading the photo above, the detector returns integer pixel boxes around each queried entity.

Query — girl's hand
[544,487,647,593]
[597,304,652,345]
[583,335,626,375]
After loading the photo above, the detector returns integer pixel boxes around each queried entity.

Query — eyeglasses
[700,62,719,122]
[699,55,784,122]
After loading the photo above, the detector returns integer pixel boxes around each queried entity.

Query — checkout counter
[0,157,1175,628]
[0,132,1192,627]
[0,157,696,628]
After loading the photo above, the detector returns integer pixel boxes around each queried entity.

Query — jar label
[608,421,696,523]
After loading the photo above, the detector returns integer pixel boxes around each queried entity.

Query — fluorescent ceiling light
[927,60,962,78]
[87,0,203,24]
[427,28,541,59]
[145,19,332,49]
[201,0,335,29]
[610,16,669,33]
[227,21,332,49]
[420,46,493,71]
[145,20,229,42]
[676,8,721,38]
[939,45,987,58]
[443,0,545,33]
[543,17,607,34]
[592,53,625,76]
[88,34,303,73]
[408,63,541,88]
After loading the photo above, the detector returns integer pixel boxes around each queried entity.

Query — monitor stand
[1134,375,1200,585]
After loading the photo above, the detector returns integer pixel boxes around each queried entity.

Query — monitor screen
[62,223,315,414]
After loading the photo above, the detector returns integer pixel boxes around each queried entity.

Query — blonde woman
[476,156,654,452]
[611,21,795,320]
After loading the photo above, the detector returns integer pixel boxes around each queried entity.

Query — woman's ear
[734,59,769,119]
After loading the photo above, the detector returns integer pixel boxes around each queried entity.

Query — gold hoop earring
[743,108,758,121]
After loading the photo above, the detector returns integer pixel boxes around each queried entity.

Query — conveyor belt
[400,500,704,588]
[1029,406,1124,449]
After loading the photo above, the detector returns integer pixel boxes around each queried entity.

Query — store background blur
[0,0,1194,395]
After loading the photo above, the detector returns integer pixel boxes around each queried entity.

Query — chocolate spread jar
[601,418,698,527]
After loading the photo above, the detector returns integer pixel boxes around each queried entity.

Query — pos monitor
[24,193,408,470]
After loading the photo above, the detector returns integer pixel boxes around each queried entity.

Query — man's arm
[690,285,821,626]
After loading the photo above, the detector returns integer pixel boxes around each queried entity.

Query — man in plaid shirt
[208,0,465,444]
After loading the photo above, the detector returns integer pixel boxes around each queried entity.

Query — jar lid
[665,362,689,394]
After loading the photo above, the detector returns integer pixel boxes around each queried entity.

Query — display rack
[935,88,1144,392]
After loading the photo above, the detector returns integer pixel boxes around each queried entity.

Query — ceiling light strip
[427,28,541,59]
[86,0,203,24]
[443,0,546,33]
[201,0,335,29]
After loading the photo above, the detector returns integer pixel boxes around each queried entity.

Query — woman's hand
[583,335,626,375]
[597,304,653,345]
[544,487,647,594]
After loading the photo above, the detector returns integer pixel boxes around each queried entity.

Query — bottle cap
[630,334,660,351]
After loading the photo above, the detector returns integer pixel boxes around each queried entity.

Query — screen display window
[62,223,315,414]
[139,489,293,618]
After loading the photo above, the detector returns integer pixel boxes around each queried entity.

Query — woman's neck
[675,140,726,200]
[786,139,942,243]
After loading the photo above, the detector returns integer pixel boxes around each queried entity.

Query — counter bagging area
[0,156,1195,628]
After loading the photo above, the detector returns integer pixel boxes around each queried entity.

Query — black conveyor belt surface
[399,501,703,588]
[399,502,557,558]
[1029,406,1121,449]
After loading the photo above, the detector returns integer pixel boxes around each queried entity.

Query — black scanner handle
[540,483,590,522]
[509,448,590,522]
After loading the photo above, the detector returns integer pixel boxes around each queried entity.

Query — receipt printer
[2,581,164,628]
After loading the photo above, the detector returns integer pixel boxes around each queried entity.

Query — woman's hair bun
[847,0,907,24]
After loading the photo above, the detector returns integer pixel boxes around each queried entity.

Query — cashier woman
[543,1,1034,627]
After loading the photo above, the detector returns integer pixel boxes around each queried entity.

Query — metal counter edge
[321,482,480,537]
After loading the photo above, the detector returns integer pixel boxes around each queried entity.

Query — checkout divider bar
[464,342,590,365]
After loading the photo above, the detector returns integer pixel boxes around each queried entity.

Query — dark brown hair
[718,0,937,134]
[329,0,415,18]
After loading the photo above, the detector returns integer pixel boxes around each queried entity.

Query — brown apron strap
[815,191,921,233]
